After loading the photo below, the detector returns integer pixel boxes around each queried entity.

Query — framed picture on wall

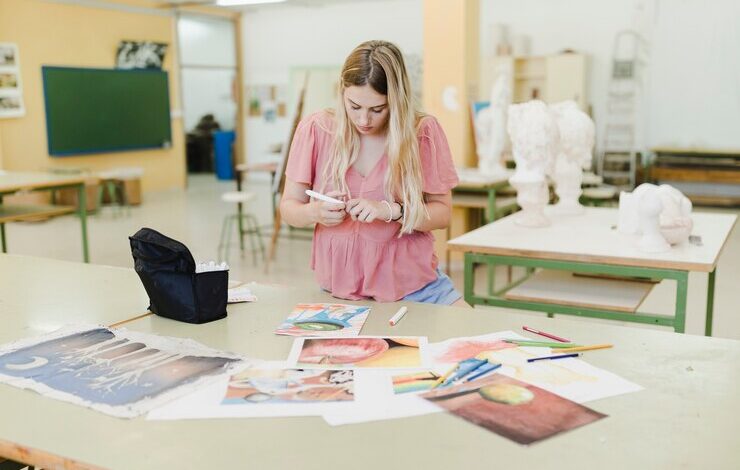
[116,41,168,70]
[0,43,25,119]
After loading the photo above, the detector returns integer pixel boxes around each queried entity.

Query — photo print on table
[275,303,370,337]
[421,374,606,445]
[289,336,427,370]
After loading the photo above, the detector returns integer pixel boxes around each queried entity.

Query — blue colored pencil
[527,353,581,363]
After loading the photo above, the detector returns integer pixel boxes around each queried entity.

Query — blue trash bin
[213,130,235,180]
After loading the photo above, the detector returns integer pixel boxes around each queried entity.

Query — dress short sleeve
[285,115,319,185]
[418,117,459,194]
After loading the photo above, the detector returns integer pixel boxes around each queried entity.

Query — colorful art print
[0,73,19,89]
[276,303,370,337]
[222,369,353,405]
[0,326,243,418]
[427,334,517,364]
[291,337,426,369]
[421,374,606,445]
[392,371,439,394]
[0,44,17,67]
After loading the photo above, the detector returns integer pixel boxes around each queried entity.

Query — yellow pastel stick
[432,364,458,389]
[555,344,613,353]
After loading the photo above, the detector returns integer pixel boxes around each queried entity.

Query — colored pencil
[465,362,502,382]
[527,353,581,363]
[523,326,570,342]
[504,339,581,348]
[555,344,613,353]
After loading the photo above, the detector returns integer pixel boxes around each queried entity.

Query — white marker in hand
[305,189,343,204]
[389,306,408,326]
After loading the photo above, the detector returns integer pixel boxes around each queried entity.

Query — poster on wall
[116,40,168,70]
[247,84,287,122]
[0,43,25,118]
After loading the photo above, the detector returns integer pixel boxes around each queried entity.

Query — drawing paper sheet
[287,336,428,370]
[0,325,246,418]
[275,303,370,337]
[427,331,642,404]
[322,369,442,426]
[148,361,358,420]
[227,280,257,303]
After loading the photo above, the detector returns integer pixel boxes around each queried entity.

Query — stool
[218,191,265,265]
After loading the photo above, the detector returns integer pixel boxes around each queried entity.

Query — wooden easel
[264,74,309,273]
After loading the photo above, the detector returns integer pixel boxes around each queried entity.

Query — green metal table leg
[487,260,496,296]
[705,269,716,336]
[78,183,90,263]
[464,253,475,306]
[674,271,689,333]
[486,189,497,224]
[484,188,499,295]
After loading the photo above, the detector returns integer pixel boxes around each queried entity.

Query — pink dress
[285,111,459,302]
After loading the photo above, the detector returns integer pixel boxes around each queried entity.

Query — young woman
[280,40,464,306]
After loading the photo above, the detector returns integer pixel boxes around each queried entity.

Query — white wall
[241,0,422,171]
[480,0,740,152]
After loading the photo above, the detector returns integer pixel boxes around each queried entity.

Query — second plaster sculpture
[618,183,693,253]
[476,63,512,176]
[549,101,595,215]
[507,100,559,227]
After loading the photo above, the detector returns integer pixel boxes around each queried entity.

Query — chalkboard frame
[42,66,172,157]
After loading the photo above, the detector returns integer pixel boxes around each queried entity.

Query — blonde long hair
[323,40,426,234]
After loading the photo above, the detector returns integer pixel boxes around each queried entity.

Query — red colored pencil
[523,326,570,343]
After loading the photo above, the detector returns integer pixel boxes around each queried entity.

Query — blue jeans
[402,268,462,305]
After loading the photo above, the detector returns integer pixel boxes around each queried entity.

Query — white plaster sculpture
[476,63,512,176]
[618,183,693,252]
[507,100,559,227]
[549,101,595,215]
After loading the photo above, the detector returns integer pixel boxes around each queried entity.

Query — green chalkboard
[42,66,172,156]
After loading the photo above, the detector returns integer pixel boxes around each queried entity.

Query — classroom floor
[3,174,739,340]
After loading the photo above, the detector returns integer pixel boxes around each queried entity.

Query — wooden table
[649,147,740,206]
[0,255,739,469]
[452,168,604,225]
[0,171,90,262]
[0,254,148,343]
[448,207,737,335]
[453,168,517,224]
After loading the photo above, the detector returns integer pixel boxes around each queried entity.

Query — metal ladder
[598,30,649,191]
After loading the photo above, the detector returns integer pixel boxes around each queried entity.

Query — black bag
[129,228,228,324]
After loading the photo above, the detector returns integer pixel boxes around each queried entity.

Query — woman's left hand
[346,198,390,223]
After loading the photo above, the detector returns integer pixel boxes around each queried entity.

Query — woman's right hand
[311,191,347,227]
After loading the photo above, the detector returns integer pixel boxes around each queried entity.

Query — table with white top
[0,254,739,469]
[448,207,737,335]
[0,171,90,262]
